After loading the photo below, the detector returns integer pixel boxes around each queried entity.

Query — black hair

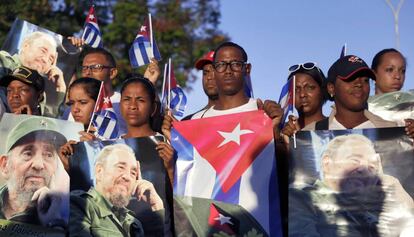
[68,77,101,101]
[213,41,248,62]
[120,74,156,103]
[79,46,117,67]
[288,66,329,104]
[371,48,406,71]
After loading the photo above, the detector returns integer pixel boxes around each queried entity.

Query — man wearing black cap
[0,116,68,228]
[0,66,45,116]
[304,55,396,130]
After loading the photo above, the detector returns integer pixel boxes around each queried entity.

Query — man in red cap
[182,50,218,120]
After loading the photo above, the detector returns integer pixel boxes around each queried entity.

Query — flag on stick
[82,6,103,48]
[129,13,161,68]
[161,58,187,116]
[87,82,119,139]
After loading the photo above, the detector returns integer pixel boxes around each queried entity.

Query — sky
[183,0,414,117]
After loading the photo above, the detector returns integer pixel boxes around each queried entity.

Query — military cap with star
[5,116,67,152]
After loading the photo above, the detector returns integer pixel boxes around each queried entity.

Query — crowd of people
[0,28,413,236]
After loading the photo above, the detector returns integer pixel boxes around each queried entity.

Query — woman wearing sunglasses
[281,62,328,136]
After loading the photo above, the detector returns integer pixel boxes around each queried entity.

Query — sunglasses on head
[288,62,318,73]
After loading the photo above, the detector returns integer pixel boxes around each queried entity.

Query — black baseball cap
[0,66,45,92]
[327,55,376,83]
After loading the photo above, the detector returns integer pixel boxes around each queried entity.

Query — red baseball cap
[194,51,215,70]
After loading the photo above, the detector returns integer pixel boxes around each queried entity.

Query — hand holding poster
[289,128,414,237]
[68,136,172,236]
[1,19,80,118]
[0,113,83,236]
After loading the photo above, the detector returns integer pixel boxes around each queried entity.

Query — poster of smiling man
[0,18,81,118]
[67,136,173,236]
[289,127,414,237]
[0,113,83,236]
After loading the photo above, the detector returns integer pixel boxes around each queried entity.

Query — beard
[105,180,132,208]
[7,170,51,209]
[109,192,130,208]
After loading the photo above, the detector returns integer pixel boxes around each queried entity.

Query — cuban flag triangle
[88,82,119,139]
[171,110,282,236]
[129,13,161,68]
[161,58,187,116]
[278,75,295,129]
[82,6,103,48]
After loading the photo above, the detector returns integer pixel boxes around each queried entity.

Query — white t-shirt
[191,98,258,119]
[330,117,375,130]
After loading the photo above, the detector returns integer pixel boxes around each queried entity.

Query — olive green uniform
[69,188,145,237]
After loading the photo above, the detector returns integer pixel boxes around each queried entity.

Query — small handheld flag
[278,76,295,129]
[161,58,187,116]
[87,82,119,139]
[129,13,161,68]
[82,6,103,48]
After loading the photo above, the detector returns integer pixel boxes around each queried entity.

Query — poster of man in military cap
[368,89,414,126]
[0,18,81,117]
[0,113,83,236]
[289,127,414,237]
[67,136,173,236]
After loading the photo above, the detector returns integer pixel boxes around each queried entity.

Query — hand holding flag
[82,6,103,48]
[278,76,295,129]
[129,13,162,68]
[87,82,119,140]
[171,110,283,236]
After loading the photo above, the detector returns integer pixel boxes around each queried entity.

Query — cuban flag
[340,43,347,58]
[89,82,119,139]
[171,110,282,236]
[129,13,161,68]
[278,76,295,128]
[161,58,187,116]
[82,6,103,48]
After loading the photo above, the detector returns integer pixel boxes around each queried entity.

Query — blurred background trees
[0,0,228,89]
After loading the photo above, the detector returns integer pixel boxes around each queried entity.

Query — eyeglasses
[80,64,113,73]
[288,62,318,73]
[213,61,246,73]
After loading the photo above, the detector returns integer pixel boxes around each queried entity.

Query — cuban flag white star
[140,25,147,32]
[217,123,253,148]
[103,96,110,104]
[214,214,233,225]
[88,14,95,21]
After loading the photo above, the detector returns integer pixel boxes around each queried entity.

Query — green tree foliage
[0,0,228,89]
